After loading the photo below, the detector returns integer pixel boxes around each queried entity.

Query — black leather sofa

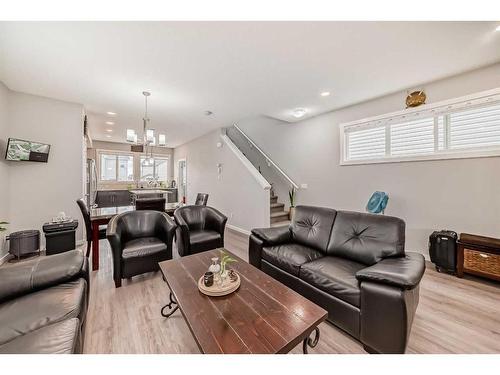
[249,205,425,354]
[0,250,89,353]
[174,205,227,257]
[107,210,177,287]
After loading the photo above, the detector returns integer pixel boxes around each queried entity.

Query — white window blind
[390,117,435,156]
[347,126,386,160]
[340,88,500,164]
[449,103,500,150]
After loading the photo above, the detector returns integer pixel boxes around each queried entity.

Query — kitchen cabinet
[96,190,132,208]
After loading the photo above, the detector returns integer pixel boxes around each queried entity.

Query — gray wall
[0,82,9,261]
[237,63,500,258]
[3,86,85,250]
[174,130,270,232]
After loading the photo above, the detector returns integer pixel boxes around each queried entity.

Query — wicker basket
[464,248,500,279]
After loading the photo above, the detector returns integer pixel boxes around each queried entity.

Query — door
[178,159,187,203]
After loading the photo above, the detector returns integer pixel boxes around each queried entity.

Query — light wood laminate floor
[83,229,500,354]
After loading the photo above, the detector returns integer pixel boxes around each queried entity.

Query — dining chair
[194,193,209,206]
[136,197,166,212]
[76,198,106,258]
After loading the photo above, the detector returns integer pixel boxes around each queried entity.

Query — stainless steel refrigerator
[85,158,97,207]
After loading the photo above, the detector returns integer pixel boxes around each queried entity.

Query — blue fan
[366,191,389,214]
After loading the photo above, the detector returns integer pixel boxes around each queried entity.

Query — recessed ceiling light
[106,111,117,116]
[292,108,307,118]
[496,25,500,32]
[105,121,114,125]
[320,91,331,97]
[106,129,113,132]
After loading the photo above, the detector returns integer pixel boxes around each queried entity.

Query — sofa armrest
[0,250,88,304]
[356,252,425,289]
[251,226,292,246]
[155,213,177,260]
[173,211,191,257]
[205,207,228,238]
[106,215,125,281]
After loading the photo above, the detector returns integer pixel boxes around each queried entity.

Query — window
[449,105,500,150]
[99,153,134,182]
[140,157,169,181]
[340,89,500,165]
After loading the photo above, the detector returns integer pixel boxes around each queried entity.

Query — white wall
[174,130,269,233]
[237,63,500,258]
[0,82,10,261]
[6,89,85,246]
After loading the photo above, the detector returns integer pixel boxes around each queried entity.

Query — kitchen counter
[95,188,178,207]
[129,189,174,195]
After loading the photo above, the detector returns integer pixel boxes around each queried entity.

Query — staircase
[223,125,297,229]
[270,195,291,227]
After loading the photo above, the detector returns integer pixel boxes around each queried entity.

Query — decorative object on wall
[289,186,296,220]
[0,221,8,232]
[406,90,426,108]
[366,191,389,214]
[217,163,223,180]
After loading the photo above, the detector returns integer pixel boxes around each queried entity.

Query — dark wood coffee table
[158,249,328,354]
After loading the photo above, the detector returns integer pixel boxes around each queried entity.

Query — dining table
[89,202,181,271]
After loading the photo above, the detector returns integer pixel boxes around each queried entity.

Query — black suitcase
[429,230,458,273]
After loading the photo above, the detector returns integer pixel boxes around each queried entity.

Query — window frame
[139,156,170,182]
[96,149,135,183]
[339,88,500,166]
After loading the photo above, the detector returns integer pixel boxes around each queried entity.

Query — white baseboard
[226,224,251,236]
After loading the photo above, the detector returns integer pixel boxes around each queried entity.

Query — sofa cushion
[0,279,86,345]
[122,237,167,259]
[291,205,337,252]
[262,243,324,276]
[326,211,405,265]
[0,318,80,354]
[299,256,365,307]
[189,229,222,254]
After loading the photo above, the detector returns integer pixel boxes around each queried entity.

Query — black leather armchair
[0,250,89,353]
[107,210,176,288]
[173,205,227,257]
[249,205,425,354]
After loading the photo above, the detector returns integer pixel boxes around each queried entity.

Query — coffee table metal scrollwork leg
[303,327,320,354]
[161,292,179,318]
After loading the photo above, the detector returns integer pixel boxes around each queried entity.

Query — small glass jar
[208,257,221,274]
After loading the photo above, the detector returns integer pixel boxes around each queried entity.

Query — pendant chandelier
[126,91,167,162]
[142,91,154,166]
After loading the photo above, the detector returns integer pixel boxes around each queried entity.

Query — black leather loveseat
[249,205,425,354]
[0,250,89,353]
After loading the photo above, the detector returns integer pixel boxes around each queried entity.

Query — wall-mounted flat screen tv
[5,138,51,162]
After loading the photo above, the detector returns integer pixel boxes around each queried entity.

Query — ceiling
[1,21,500,147]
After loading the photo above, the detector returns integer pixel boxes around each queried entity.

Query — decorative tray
[198,273,241,297]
